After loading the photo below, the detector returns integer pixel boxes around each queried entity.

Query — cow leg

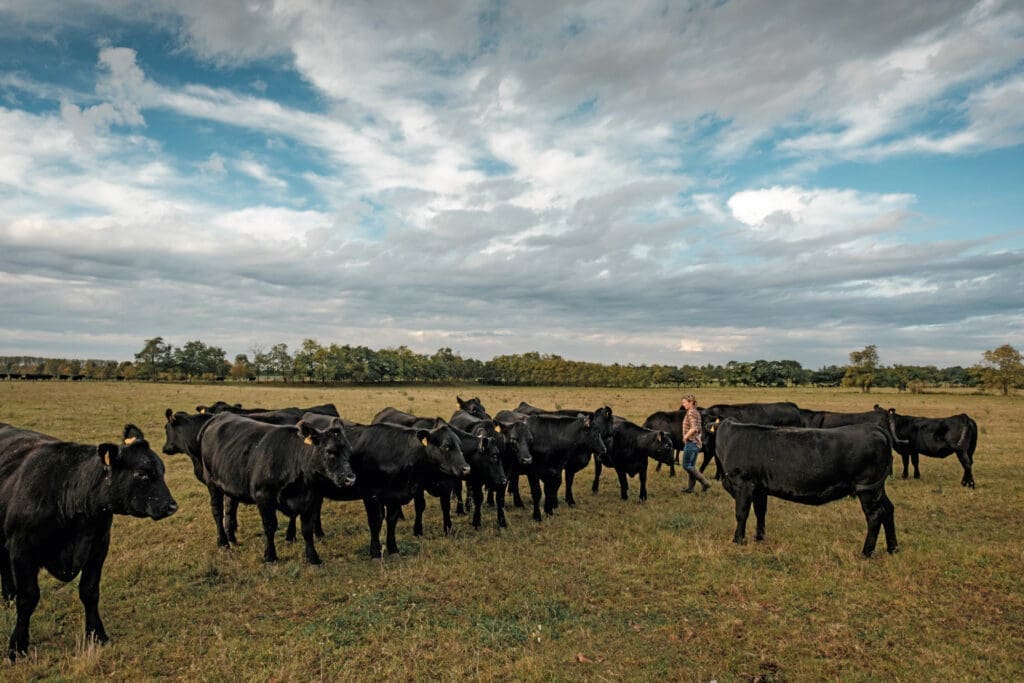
[439,489,453,536]
[79,533,111,645]
[385,503,402,555]
[7,556,40,660]
[564,468,576,507]
[284,515,297,542]
[256,504,279,563]
[899,451,910,479]
[752,491,768,542]
[857,489,886,557]
[313,497,325,538]
[527,473,543,522]
[592,458,602,493]
[495,486,508,528]
[956,450,974,488]
[911,452,921,479]
[471,482,484,529]
[299,509,322,565]
[638,462,649,502]
[543,473,562,516]
[732,484,753,545]
[224,495,239,545]
[413,490,426,537]
[207,484,231,548]
[363,498,384,558]
[486,487,495,507]
[0,545,14,602]
[617,468,630,501]
[881,491,899,554]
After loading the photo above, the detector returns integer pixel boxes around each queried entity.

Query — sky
[0,0,1022,369]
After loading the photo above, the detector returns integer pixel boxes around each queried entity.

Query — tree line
[2,338,1020,393]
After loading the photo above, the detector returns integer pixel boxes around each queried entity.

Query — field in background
[1,382,1021,681]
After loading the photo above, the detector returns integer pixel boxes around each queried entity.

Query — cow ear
[656,431,663,442]
[296,420,317,445]
[197,405,207,414]
[165,408,175,423]
[417,429,430,448]
[123,424,144,445]
[98,443,118,468]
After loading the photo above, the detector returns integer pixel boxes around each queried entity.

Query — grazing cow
[506,413,608,522]
[198,413,356,564]
[332,422,470,557]
[0,423,177,660]
[197,403,340,418]
[456,396,490,419]
[592,417,675,501]
[876,406,978,487]
[712,418,898,557]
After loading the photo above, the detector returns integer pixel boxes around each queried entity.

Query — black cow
[713,418,898,557]
[592,417,675,501]
[456,396,490,419]
[334,422,470,557]
[410,420,506,534]
[504,413,608,522]
[0,423,177,660]
[198,413,355,564]
[876,406,978,487]
[197,403,340,418]
[370,406,422,427]
[506,404,614,508]
[452,411,533,514]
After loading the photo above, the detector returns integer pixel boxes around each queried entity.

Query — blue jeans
[683,442,700,471]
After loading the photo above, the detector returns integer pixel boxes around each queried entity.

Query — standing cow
[198,413,356,564]
[712,418,898,557]
[876,406,978,487]
[0,423,177,660]
[592,417,675,501]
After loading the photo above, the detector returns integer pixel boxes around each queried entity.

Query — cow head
[102,424,178,520]
[297,419,356,487]
[579,414,608,458]
[419,425,470,478]
[497,420,533,466]
[646,429,675,467]
[456,396,489,419]
[472,429,508,488]
[162,407,211,456]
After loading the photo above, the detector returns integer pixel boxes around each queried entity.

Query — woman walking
[681,394,713,493]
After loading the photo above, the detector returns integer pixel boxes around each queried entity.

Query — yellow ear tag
[124,437,137,445]
[304,436,314,445]
[200,408,206,414]
[494,424,502,433]
[421,437,429,447]
[710,426,716,433]
[104,452,112,466]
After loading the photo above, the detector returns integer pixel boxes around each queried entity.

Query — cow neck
[59,448,111,522]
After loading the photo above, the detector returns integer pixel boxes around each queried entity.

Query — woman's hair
[682,393,697,407]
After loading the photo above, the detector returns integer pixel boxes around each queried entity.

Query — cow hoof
[887,545,900,555]
[862,551,874,559]
[263,555,277,563]
[755,535,765,543]
[912,474,920,480]
[732,538,746,546]
[387,548,400,556]
[498,519,508,528]
[306,556,322,566]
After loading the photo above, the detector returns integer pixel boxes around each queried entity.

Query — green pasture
[0,382,1021,681]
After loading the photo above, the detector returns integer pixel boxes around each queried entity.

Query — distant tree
[844,345,879,393]
[229,354,252,381]
[249,343,268,381]
[974,344,1023,396]
[135,337,171,380]
[268,343,292,382]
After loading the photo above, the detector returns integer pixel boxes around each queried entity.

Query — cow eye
[133,471,150,481]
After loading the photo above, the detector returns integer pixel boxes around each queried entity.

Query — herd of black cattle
[0,395,978,660]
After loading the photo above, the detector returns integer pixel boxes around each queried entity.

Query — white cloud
[727,186,916,241]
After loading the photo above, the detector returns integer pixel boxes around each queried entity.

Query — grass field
[0,381,1021,681]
